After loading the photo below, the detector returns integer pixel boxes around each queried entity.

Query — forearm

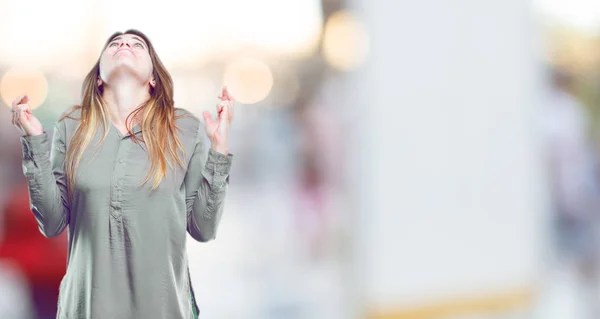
[21,132,69,238]
[187,148,232,242]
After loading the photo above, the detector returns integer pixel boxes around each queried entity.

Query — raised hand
[11,94,43,137]
[203,86,234,155]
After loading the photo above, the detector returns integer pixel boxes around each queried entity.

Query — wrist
[27,130,44,137]
[210,145,229,155]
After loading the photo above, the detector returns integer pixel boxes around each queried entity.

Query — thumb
[19,109,34,134]
[203,111,214,127]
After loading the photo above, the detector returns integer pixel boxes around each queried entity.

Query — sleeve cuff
[206,148,233,176]
[20,132,50,162]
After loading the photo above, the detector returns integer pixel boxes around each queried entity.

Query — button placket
[110,139,129,219]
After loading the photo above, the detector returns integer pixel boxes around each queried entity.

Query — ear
[97,77,103,87]
[150,77,156,88]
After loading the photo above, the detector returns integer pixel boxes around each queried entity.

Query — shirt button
[118,158,124,164]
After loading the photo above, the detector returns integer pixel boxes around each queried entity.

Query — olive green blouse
[20,108,232,318]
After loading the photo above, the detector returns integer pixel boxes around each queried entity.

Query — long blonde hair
[60,29,186,198]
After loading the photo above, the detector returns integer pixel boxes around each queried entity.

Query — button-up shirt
[20,108,233,318]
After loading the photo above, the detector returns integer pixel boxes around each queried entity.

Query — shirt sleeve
[20,121,70,238]
[184,125,233,242]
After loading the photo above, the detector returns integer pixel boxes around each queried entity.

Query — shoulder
[57,105,83,123]
[174,108,203,142]
[55,105,83,137]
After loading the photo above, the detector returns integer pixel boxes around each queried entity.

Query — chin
[107,62,149,80]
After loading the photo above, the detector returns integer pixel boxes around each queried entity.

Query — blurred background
[3,0,600,318]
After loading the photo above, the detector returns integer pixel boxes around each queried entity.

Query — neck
[102,77,150,128]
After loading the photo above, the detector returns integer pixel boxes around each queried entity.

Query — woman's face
[98,33,154,87]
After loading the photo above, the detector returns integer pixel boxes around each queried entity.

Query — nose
[119,41,131,49]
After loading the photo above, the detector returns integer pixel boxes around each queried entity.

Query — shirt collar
[131,123,142,135]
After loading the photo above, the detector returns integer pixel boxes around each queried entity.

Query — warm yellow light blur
[223,58,274,104]
[323,10,370,71]
[0,67,49,109]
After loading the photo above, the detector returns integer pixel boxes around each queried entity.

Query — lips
[115,48,133,55]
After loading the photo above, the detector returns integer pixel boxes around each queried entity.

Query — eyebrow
[110,35,147,47]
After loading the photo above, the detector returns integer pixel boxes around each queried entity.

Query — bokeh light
[322,10,370,71]
[0,67,49,110]
[223,57,274,104]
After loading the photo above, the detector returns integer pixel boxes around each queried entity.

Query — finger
[19,109,30,130]
[19,109,34,134]
[12,103,19,125]
[222,87,229,100]
[221,87,231,101]
[16,94,29,107]
[223,100,232,117]
[13,115,20,129]
[12,95,26,108]
[219,103,230,123]
[19,103,29,113]
[227,90,234,102]
[18,105,27,123]
[15,106,24,128]
[17,104,30,116]
[203,110,214,127]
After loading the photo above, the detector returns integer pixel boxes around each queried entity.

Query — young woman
[10,29,234,318]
